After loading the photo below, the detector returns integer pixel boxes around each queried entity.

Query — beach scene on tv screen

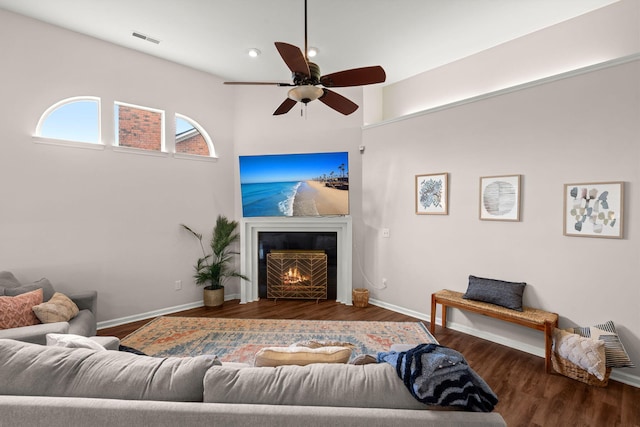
[239,152,349,217]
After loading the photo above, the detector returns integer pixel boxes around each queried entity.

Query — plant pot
[203,286,224,307]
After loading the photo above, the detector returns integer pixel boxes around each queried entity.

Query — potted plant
[181,215,249,307]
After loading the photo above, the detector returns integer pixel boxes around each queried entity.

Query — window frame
[114,101,167,155]
[174,113,217,159]
[34,96,103,149]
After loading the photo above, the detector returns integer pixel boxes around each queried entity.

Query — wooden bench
[430,289,558,373]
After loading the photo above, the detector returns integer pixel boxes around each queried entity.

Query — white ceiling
[0,0,617,85]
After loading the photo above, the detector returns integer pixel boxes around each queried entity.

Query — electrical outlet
[382,228,390,238]
[174,280,182,291]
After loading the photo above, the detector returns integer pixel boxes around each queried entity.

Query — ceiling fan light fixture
[288,85,323,104]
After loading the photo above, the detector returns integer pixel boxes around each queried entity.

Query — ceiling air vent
[132,32,160,45]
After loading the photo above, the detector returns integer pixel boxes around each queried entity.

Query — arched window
[36,96,100,144]
[175,114,215,157]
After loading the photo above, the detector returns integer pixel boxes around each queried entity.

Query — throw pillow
[553,328,606,380]
[32,292,79,323]
[4,278,56,302]
[463,275,526,311]
[571,321,635,368]
[293,340,356,349]
[0,271,21,294]
[254,345,353,367]
[46,333,106,351]
[0,288,43,329]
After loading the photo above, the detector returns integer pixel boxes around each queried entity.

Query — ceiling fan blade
[320,66,386,88]
[318,89,359,115]
[273,98,298,115]
[275,42,310,77]
[224,82,294,86]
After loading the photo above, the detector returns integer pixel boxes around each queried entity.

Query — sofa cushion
[0,339,221,402]
[254,346,353,367]
[463,275,526,311]
[0,271,21,295]
[204,363,428,410]
[4,278,56,302]
[0,289,43,329]
[32,292,79,323]
[67,309,97,337]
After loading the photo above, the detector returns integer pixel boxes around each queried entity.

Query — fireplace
[266,250,328,302]
[240,216,353,305]
[259,231,336,299]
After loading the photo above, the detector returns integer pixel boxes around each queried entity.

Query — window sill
[32,136,105,150]
[112,146,170,158]
[173,152,218,162]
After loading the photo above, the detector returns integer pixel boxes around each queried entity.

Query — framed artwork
[563,181,624,238]
[415,173,448,215]
[479,175,521,221]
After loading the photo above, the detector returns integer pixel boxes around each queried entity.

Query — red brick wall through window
[118,105,209,155]
[117,105,162,151]
[176,132,209,156]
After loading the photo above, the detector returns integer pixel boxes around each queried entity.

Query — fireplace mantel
[240,216,353,305]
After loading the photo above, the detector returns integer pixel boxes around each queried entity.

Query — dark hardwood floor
[99,299,640,427]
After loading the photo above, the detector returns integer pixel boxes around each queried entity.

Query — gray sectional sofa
[0,271,97,344]
[0,339,507,426]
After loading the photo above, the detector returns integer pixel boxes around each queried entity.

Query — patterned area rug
[121,317,437,364]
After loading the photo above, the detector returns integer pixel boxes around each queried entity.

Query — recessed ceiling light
[307,47,318,58]
[247,48,261,58]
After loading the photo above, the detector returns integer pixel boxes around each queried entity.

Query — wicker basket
[551,352,611,387]
[352,288,369,308]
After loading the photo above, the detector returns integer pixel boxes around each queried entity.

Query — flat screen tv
[239,151,349,217]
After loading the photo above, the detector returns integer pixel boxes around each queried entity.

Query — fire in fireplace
[267,250,327,302]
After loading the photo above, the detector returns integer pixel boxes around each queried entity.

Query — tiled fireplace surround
[240,216,353,305]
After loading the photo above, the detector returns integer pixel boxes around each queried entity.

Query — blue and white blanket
[377,343,498,412]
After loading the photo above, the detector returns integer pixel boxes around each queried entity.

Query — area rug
[120,317,437,364]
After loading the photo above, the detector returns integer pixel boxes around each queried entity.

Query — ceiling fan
[224,0,386,116]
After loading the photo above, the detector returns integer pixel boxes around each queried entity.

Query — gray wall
[362,60,639,383]
[0,9,237,321]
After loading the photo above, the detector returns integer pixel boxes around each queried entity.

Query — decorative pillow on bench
[463,275,526,311]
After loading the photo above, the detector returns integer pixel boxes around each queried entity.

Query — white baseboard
[368,298,640,388]
[96,300,203,330]
[368,297,430,322]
